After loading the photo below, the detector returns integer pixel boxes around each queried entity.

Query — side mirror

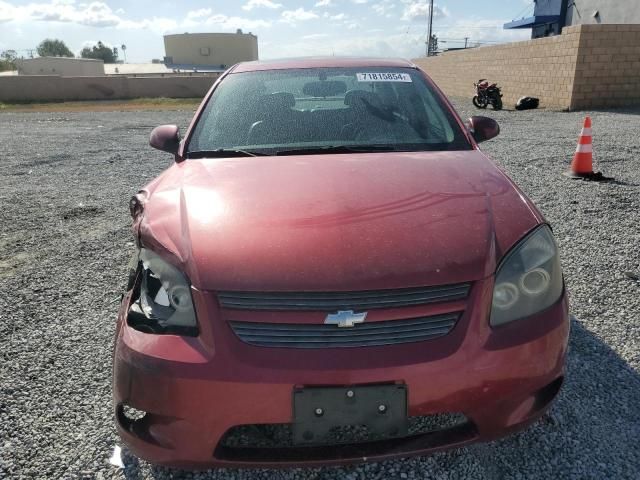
[468,116,500,143]
[150,125,181,155]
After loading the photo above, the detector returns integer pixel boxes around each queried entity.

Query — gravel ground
[1,100,639,479]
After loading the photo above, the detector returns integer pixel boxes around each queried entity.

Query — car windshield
[187,67,471,156]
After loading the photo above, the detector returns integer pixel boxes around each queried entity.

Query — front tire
[492,96,503,111]
[473,96,488,109]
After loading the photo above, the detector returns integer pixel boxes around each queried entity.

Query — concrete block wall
[413,29,580,110]
[0,74,220,103]
[571,24,640,109]
[413,24,640,111]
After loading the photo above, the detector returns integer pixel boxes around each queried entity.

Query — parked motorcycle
[473,79,503,111]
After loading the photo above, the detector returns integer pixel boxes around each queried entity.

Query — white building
[16,57,105,76]
[163,31,259,69]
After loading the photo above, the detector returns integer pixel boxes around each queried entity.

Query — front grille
[219,413,470,448]
[229,312,460,348]
[214,416,477,463]
[218,283,471,311]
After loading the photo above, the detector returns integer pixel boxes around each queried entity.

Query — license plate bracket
[293,385,408,445]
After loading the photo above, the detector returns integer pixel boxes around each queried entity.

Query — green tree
[0,50,17,72]
[80,41,118,63]
[36,38,74,57]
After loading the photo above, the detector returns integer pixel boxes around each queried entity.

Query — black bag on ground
[515,96,540,110]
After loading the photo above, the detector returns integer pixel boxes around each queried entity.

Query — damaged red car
[113,57,569,469]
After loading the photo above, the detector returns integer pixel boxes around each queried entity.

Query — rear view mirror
[303,80,347,98]
[468,116,500,143]
[150,125,181,155]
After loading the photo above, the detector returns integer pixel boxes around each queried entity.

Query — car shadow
[121,317,640,479]
[120,449,142,480]
[463,317,640,478]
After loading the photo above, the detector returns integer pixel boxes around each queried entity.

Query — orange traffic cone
[565,117,609,180]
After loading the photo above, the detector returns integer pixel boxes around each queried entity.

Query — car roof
[231,57,417,73]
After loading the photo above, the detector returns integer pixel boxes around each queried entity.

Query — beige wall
[414,29,579,110]
[571,24,640,109]
[413,24,640,111]
[164,32,258,67]
[17,57,104,76]
[0,74,221,102]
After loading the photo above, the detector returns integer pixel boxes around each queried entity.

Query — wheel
[492,96,503,111]
[473,96,488,109]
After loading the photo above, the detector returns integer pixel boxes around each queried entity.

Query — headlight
[127,248,198,335]
[490,225,563,327]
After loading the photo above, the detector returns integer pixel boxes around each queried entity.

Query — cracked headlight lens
[128,248,198,335]
[490,225,563,327]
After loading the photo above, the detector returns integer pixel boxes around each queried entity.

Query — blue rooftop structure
[504,0,570,38]
[504,15,562,29]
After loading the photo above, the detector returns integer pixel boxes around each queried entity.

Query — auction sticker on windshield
[357,72,412,82]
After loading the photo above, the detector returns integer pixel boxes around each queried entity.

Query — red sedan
[113,57,569,468]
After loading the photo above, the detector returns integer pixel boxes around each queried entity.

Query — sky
[0,0,534,63]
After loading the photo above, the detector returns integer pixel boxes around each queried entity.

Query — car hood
[138,151,542,291]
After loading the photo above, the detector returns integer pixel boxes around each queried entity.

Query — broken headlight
[128,248,198,336]
[490,225,563,327]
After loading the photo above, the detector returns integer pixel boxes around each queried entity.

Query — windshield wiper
[275,145,396,156]
[187,149,268,158]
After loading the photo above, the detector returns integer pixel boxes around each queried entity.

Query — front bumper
[113,279,569,468]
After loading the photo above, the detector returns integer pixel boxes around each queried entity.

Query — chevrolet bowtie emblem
[324,310,367,328]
